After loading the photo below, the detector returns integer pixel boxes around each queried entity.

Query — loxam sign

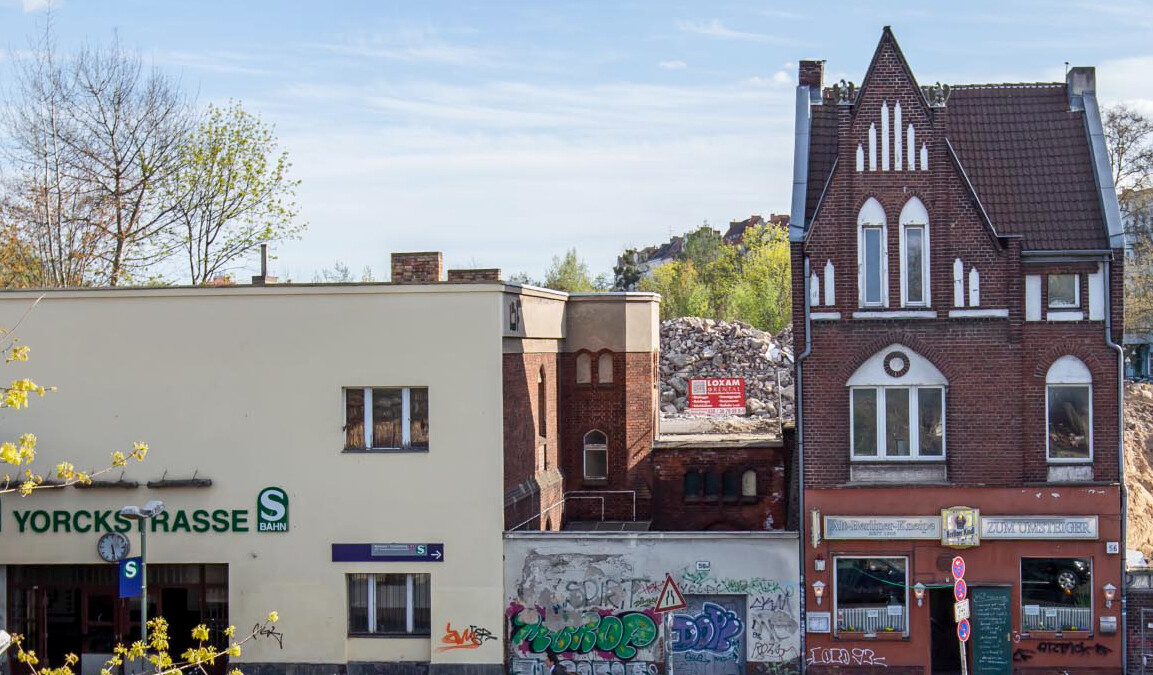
[1,487,289,534]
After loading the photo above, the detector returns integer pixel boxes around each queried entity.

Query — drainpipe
[796,256,814,673]
[1104,259,1127,670]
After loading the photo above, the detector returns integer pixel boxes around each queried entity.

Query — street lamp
[120,500,165,644]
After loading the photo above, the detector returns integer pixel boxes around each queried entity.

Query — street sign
[954,598,970,623]
[331,543,445,562]
[952,556,966,580]
[119,556,143,598]
[957,619,971,642]
[655,574,687,612]
[954,578,968,602]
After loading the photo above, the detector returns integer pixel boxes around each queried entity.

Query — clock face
[97,532,130,562]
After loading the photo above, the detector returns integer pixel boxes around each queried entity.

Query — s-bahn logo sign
[0,487,289,535]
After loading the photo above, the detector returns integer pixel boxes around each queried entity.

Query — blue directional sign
[331,543,445,562]
[119,557,143,598]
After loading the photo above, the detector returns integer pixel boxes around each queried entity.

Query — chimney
[391,252,444,283]
[447,268,502,283]
[251,243,278,285]
[1067,66,1096,100]
[799,60,825,88]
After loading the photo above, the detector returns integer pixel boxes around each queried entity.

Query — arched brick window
[583,430,608,480]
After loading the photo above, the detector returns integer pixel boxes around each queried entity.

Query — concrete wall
[503,533,800,675]
[0,284,507,671]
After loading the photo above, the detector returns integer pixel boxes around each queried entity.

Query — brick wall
[503,352,562,530]
[651,444,789,531]
[799,60,825,88]
[447,268,501,282]
[391,252,443,283]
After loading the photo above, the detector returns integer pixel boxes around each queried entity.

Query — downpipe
[1105,260,1128,671]
[796,256,813,673]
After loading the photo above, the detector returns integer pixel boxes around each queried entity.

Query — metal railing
[1021,605,1091,631]
[507,490,637,531]
[835,605,907,634]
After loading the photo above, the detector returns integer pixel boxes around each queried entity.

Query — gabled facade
[791,28,1125,674]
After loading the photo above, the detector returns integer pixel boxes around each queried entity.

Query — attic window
[1048,274,1080,309]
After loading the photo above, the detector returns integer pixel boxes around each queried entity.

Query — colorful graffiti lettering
[671,602,743,653]
[806,647,887,668]
[509,657,658,675]
[436,621,497,652]
[511,609,658,659]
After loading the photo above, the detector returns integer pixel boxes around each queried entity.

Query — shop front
[803,487,1123,675]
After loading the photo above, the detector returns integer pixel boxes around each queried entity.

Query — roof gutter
[790,84,812,243]
[1020,249,1115,263]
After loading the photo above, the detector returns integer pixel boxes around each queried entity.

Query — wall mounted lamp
[914,582,926,607]
[1104,583,1117,608]
[812,580,825,606]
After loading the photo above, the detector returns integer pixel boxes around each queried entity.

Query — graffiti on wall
[671,602,743,653]
[806,647,888,668]
[436,622,498,652]
[1012,642,1112,662]
[510,657,658,675]
[509,605,659,659]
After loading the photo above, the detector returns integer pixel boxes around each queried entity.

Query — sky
[1,0,1151,282]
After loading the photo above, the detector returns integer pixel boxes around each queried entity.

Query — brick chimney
[391,252,443,283]
[447,268,502,282]
[798,60,825,88]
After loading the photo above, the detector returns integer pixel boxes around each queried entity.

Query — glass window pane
[1048,274,1078,308]
[835,558,907,634]
[722,470,739,498]
[906,227,924,304]
[376,574,408,633]
[410,388,429,448]
[348,574,369,633]
[704,472,720,497]
[853,389,878,457]
[412,574,431,634]
[372,388,402,448]
[345,389,365,450]
[585,448,607,479]
[1020,558,1092,631]
[684,471,701,498]
[864,228,882,304]
[918,388,944,456]
[886,388,910,456]
[1048,385,1090,458]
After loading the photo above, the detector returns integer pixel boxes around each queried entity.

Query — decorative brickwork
[390,251,443,283]
[503,352,562,530]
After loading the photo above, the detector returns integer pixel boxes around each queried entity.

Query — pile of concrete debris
[659,317,795,422]
[1127,382,1153,560]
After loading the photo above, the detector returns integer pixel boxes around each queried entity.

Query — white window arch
[858,198,888,307]
[598,352,613,384]
[899,197,930,307]
[1046,356,1092,462]
[583,430,608,480]
[575,352,591,384]
[847,344,946,460]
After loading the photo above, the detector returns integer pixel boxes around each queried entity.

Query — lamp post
[120,500,165,644]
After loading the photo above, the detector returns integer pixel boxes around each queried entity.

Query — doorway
[930,587,961,674]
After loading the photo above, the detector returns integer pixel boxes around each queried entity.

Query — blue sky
[2,0,1151,282]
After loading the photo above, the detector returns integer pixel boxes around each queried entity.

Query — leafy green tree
[613,248,645,291]
[542,248,602,292]
[639,259,709,320]
[166,101,303,285]
[726,224,792,332]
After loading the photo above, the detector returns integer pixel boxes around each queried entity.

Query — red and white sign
[687,378,747,415]
[655,575,687,612]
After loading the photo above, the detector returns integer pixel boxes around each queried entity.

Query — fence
[1021,605,1091,631]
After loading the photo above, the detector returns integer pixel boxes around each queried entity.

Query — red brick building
[790,29,1126,674]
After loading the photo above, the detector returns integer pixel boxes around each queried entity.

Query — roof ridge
[948,82,1064,90]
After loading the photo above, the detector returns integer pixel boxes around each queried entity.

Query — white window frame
[583,429,608,480]
[1047,274,1081,309]
[1045,356,1093,463]
[858,198,889,308]
[348,573,428,636]
[850,386,946,461]
[833,556,910,637]
[347,387,427,450]
[898,198,931,307]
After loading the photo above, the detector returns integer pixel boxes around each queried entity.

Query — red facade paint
[793,29,1124,675]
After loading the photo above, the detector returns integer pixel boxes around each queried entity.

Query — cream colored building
[0,253,660,675]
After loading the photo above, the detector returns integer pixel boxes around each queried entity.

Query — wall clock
[96,532,131,562]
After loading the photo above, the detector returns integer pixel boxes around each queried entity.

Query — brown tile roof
[946,84,1108,251]
[805,101,839,225]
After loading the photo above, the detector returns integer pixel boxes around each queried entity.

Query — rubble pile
[1127,382,1153,559]
[659,317,795,422]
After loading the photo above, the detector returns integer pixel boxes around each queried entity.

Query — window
[1021,558,1091,631]
[858,198,888,307]
[344,388,429,451]
[683,471,702,499]
[835,557,908,635]
[538,367,547,436]
[899,197,930,306]
[576,353,592,384]
[1048,274,1080,308]
[847,345,947,461]
[583,430,608,480]
[704,472,720,499]
[741,470,757,498]
[1046,356,1092,461]
[347,573,430,636]
[598,353,614,384]
[852,387,944,459]
[722,470,740,500]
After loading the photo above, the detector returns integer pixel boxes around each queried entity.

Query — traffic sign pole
[952,556,968,675]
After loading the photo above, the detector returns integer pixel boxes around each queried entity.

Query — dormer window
[1048,274,1080,309]
[857,198,888,307]
[899,198,930,307]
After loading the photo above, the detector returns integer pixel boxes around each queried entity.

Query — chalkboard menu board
[971,587,1011,675]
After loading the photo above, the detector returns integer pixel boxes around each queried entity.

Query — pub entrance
[930,587,962,674]
[7,564,228,675]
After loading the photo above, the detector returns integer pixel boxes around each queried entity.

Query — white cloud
[676,19,790,45]
[160,51,274,76]
[21,0,57,12]
[659,60,687,70]
[1043,55,1153,115]
[315,25,495,67]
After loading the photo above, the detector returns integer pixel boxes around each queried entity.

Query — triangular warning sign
[655,574,687,612]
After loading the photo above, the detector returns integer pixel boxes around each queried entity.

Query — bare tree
[1104,104,1153,332]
